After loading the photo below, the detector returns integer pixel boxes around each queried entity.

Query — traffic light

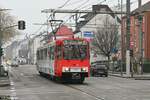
[130,49,133,57]
[0,47,3,57]
[18,20,25,30]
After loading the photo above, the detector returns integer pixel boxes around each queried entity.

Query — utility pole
[126,0,131,76]
[120,0,123,77]
[75,13,78,32]
[0,11,3,65]
[138,0,143,74]
[138,0,142,8]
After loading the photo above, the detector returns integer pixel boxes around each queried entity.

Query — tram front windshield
[63,45,87,60]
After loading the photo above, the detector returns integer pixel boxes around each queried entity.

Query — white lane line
[10,96,18,100]
[20,73,24,76]
[10,82,14,86]
[10,87,15,90]
[10,78,18,100]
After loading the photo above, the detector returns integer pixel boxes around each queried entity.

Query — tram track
[64,84,105,100]
[36,70,104,100]
[39,73,105,100]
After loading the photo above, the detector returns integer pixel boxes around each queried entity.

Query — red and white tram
[36,38,90,83]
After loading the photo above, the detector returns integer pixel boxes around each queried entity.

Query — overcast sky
[0,0,149,40]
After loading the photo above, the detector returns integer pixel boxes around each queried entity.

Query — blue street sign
[83,31,94,38]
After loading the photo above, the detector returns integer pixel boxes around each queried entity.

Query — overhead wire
[34,0,138,35]
[62,0,82,7]
[33,0,72,35]
[58,0,72,9]
[62,0,107,28]
[61,0,91,25]
[50,0,93,36]
[45,0,105,28]
[59,0,137,32]
[79,0,106,10]
[39,0,123,35]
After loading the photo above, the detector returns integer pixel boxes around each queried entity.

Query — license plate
[70,68,81,72]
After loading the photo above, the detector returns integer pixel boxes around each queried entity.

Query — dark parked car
[90,63,108,77]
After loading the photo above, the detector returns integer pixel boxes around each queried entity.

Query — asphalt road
[0,65,150,100]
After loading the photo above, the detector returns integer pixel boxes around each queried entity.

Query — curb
[109,73,150,80]
[108,73,130,78]
[134,77,150,80]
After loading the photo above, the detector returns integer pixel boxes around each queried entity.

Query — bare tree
[92,16,119,61]
[0,11,18,43]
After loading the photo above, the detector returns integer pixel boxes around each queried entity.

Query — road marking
[9,74,18,100]
[10,89,16,92]
[20,73,24,76]
[10,82,14,86]
[10,96,18,100]
[10,87,15,90]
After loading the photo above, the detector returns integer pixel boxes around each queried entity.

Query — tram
[36,38,90,83]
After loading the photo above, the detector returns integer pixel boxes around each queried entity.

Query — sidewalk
[109,72,150,80]
[0,76,10,87]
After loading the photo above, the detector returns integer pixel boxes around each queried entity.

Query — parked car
[0,64,8,76]
[11,61,19,67]
[90,63,108,77]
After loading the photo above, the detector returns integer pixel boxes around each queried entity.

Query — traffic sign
[83,31,94,38]
[18,20,25,30]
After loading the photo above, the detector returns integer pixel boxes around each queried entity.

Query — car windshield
[95,64,106,67]
[63,45,87,60]
[92,64,106,68]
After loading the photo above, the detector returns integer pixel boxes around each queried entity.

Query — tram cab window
[63,45,87,60]
[56,46,62,59]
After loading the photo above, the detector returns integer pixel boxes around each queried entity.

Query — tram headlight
[65,68,69,71]
[63,67,70,72]
[81,67,88,72]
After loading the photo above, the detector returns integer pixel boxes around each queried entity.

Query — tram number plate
[70,68,81,72]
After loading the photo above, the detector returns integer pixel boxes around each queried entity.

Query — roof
[55,25,74,36]
[77,5,121,30]
[132,1,150,14]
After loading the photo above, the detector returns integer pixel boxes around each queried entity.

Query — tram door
[49,46,55,76]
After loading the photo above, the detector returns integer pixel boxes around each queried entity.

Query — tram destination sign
[63,40,87,45]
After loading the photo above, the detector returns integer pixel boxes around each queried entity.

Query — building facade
[121,1,150,72]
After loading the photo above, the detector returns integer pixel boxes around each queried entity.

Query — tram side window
[39,50,41,60]
[43,48,47,60]
[40,49,44,60]
[37,51,40,60]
